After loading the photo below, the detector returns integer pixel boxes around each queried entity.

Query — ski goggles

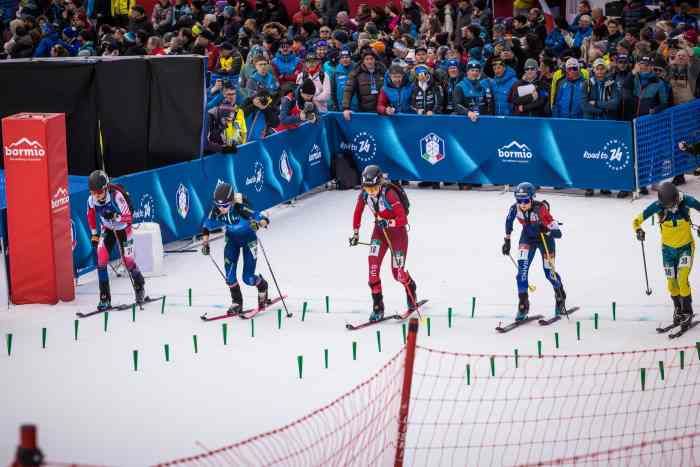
[363,184,380,195]
[215,199,232,208]
[516,197,532,204]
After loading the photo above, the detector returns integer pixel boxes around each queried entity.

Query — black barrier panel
[0,60,99,175]
[96,59,150,176]
[148,57,205,168]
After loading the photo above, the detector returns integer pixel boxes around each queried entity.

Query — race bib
[665,266,675,278]
[392,251,406,269]
[369,240,381,257]
[247,240,258,259]
[679,254,692,268]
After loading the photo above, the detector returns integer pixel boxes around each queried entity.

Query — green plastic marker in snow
[41,328,47,349]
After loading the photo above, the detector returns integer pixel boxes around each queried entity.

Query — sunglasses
[525,66,537,70]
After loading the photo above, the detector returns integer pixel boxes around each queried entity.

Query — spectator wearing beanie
[342,51,386,119]
[510,58,549,117]
[485,57,517,115]
[61,27,80,56]
[277,79,316,131]
[377,64,413,115]
[331,49,357,111]
[454,59,492,120]
[411,65,442,115]
[438,59,463,114]
[583,57,620,121]
[631,55,669,117]
[296,52,331,112]
[552,57,586,118]
[272,39,303,85]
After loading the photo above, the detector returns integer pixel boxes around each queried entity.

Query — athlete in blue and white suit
[502,182,567,320]
[200,182,270,314]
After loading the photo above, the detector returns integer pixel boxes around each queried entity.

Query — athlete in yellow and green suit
[633,182,700,325]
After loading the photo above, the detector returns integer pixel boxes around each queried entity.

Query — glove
[102,207,116,220]
[539,224,550,236]
[201,243,210,255]
[349,231,359,246]
[636,228,645,242]
[250,218,269,231]
[376,218,390,229]
[91,234,100,249]
[502,237,510,256]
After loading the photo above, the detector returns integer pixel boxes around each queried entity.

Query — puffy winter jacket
[631,72,669,117]
[485,67,517,116]
[552,76,586,118]
[582,75,621,120]
[545,29,568,57]
[331,63,357,111]
[453,77,492,115]
[377,75,413,114]
[272,52,302,85]
[411,78,443,114]
[343,63,386,112]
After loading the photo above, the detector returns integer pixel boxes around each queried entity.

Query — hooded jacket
[453,77,492,115]
[485,66,517,115]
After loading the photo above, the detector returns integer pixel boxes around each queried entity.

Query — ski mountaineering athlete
[633,181,700,330]
[87,170,146,311]
[502,182,567,320]
[350,165,418,322]
[200,182,271,315]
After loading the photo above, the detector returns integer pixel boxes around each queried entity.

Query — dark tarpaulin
[95,58,150,176]
[0,60,99,175]
[147,56,205,168]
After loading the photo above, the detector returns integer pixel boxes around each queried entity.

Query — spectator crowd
[1,0,699,195]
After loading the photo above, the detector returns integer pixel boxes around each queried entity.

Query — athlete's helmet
[214,182,234,207]
[361,165,383,187]
[658,181,680,209]
[514,182,536,202]
[88,170,109,193]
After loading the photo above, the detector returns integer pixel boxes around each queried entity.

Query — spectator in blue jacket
[33,23,65,57]
[486,58,517,116]
[672,3,697,30]
[552,57,586,118]
[245,55,280,100]
[271,38,302,86]
[376,65,413,115]
[573,15,593,49]
[454,60,492,120]
[631,55,669,117]
[330,49,357,111]
[545,17,571,58]
[583,58,620,120]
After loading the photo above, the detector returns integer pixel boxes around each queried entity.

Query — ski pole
[639,240,653,296]
[508,254,536,292]
[208,254,227,281]
[378,222,421,318]
[256,236,293,318]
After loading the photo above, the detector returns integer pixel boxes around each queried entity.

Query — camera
[302,101,318,123]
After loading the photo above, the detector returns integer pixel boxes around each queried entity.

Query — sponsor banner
[68,120,331,276]
[327,112,635,191]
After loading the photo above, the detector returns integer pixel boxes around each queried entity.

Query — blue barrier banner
[69,121,331,276]
[635,99,700,187]
[326,112,635,191]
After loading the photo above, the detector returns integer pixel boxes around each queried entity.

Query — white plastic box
[132,222,164,277]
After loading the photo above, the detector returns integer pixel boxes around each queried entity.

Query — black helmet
[214,182,234,207]
[88,170,109,192]
[361,165,383,187]
[658,181,680,209]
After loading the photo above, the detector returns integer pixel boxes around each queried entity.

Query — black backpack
[385,183,410,215]
[109,183,134,213]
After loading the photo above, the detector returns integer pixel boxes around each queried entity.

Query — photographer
[206,85,247,154]
[276,79,318,131]
[241,89,279,141]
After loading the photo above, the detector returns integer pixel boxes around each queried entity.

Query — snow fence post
[471,297,476,318]
[352,341,357,360]
[394,318,419,467]
[576,321,581,341]
[325,295,330,313]
[164,344,170,362]
[514,349,519,368]
[41,328,46,349]
[222,323,228,345]
[448,307,452,328]
[427,317,431,336]
[104,312,109,332]
[555,332,560,349]
[74,320,79,341]
[640,368,646,391]
[680,350,685,370]
[6,333,12,356]
[376,330,382,352]
[277,309,282,329]
[658,361,664,381]
[537,340,542,358]
[188,288,192,307]
[302,301,308,321]
[297,355,303,379]
[324,348,329,369]
[160,296,166,314]
[612,301,616,321]
[132,304,136,322]
[133,350,138,372]
[594,313,599,330]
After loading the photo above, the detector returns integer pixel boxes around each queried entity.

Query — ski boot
[228,284,243,316]
[369,293,385,322]
[97,280,111,311]
[554,286,567,316]
[257,277,270,309]
[515,292,529,321]
[406,278,417,311]
[131,269,146,305]
[672,296,682,325]
[676,295,693,328]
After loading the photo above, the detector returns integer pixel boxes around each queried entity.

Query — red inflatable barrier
[2,113,75,304]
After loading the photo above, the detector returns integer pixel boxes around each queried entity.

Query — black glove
[201,243,210,255]
[502,237,510,255]
[349,232,359,246]
[102,207,116,220]
[376,218,390,229]
[636,228,645,242]
[91,234,100,249]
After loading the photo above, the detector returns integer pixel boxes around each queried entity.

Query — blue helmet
[514,182,535,202]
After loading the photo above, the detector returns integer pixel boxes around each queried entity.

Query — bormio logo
[51,186,69,211]
[4,137,46,160]
[498,141,533,161]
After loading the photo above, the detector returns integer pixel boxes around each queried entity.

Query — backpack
[109,183,134,213]
[385,183,410,215]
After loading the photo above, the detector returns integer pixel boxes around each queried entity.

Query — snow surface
[2,180,700,466]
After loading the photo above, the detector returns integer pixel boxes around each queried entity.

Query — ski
[201,295,288,322]
[668,321,699,339]
[240,295,289,319]
[496,314,544,333]
[76,295,165,318]
[656,314,696,333]
[538,307,581,326]
[346,299,429,331]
